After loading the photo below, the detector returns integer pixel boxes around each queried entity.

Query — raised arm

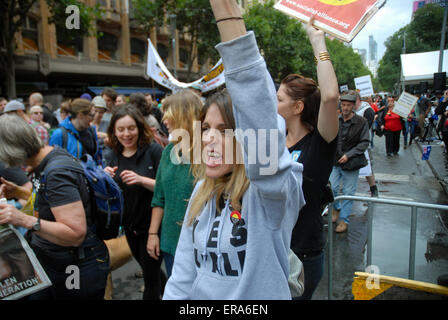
[210,0,246,42]
[306,16,339,143]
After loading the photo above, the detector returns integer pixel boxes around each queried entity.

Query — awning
[87,86,166,97]
[401,50,448,84]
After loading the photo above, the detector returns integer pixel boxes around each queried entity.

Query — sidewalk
[415,139,448,196]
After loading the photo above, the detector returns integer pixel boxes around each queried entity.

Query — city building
[7,0,263,104]
[412,0,445,14]
[368,35,378,78]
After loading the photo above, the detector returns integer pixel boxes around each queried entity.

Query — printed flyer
[274,0,386,42]
[0,226,51,300]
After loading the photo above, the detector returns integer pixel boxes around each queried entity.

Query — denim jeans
[329,166,360,224]
[29,232,109,300]
[403,119,417,145]
[163,252,175,278]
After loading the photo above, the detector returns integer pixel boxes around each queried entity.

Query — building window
[179,47,189,69]
[131,38,145,63]
[98,32,118,60]
[22,16,39,52]
[157,43,169,64]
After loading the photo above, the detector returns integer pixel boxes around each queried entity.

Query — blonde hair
[162,90,202,159]
[187,89,249,226]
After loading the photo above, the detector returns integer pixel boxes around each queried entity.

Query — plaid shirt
[29,120,49,145]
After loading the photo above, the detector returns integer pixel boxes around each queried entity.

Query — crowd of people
[0,0,446,301]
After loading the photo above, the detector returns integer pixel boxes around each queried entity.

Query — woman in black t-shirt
[276,16,339,300]
[104,105,163,300]
[0,114,109,300]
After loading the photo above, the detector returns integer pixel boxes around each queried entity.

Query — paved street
[110,135,448,300]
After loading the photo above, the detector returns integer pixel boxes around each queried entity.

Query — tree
[326,38,373,90]
[378,3,447,92]
[132,0,219,81]
[0,0,37,99]
[0,0,101,99]
[244,0,314,83]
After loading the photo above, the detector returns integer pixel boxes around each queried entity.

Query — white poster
[146,39,225,93]
[354,75,374,97]
[358,150,372,177]
[394,91,418,119]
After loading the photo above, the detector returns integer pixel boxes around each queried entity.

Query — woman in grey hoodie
[163,0,305,300]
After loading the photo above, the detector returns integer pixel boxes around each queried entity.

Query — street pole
[439,0,448,73]
[169,14,177,79]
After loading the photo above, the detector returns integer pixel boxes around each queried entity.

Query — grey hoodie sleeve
[215,31,302,201]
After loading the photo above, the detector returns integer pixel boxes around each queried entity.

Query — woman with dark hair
[379,96,403,157]
[276,16,339,300]
[103,104,164,300]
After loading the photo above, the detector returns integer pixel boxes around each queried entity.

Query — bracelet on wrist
[314,51,331,65]
[216,16,243,23]
[149,233,158,236]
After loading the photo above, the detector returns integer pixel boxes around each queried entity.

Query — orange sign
[274,0,385,42]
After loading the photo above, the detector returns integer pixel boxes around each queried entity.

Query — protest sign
[146,39,225,93]
[354,75,374,97]
[0,225,51,300]
[359,150,372,177]
[393,91,418,119]
[340,84,349,93]
[274,0,386,42]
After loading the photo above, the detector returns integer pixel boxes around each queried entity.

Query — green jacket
[151,143,195,256]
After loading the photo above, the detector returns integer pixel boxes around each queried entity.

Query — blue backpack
[39,153,124,240]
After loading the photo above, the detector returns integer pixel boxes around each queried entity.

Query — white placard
[393,91,418,119]
[354,75,374,97]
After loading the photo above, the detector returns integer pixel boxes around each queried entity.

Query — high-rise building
[369,35,377,62]
[368,35,378,78]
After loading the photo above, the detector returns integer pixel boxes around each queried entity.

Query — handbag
[288,249,305,298]
[340,153,367,171]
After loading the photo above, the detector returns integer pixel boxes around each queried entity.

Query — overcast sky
[351,0,417,61]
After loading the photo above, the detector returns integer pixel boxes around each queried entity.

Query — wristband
[216,17,243,23]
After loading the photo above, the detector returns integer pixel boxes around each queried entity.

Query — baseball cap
[4,100,25,112]
[340,94,357,103]
[91,96,107,109]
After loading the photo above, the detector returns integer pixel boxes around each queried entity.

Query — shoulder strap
[40,155,84,186]
[61,127,69,150]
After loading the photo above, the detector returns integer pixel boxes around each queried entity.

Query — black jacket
[335,113,370,170]
[104,142,163,234]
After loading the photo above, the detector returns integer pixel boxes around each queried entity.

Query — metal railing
[326,195,448,300]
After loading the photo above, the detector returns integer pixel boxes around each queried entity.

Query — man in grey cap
[4,100,49,145]
[329,93,370,233]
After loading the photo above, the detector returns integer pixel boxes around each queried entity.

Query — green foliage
[378,3,447,92]
[131,0,166,32]
[326,38,373,89]
[244,0,313,82]
[131,0,219,79]
[47,0,104,45]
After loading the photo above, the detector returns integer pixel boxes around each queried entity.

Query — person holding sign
[277,16,339,299]
[163,0,305,299]
[379,96,403,157]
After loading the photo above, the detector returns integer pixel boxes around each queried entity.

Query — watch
[31,217,41,232]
